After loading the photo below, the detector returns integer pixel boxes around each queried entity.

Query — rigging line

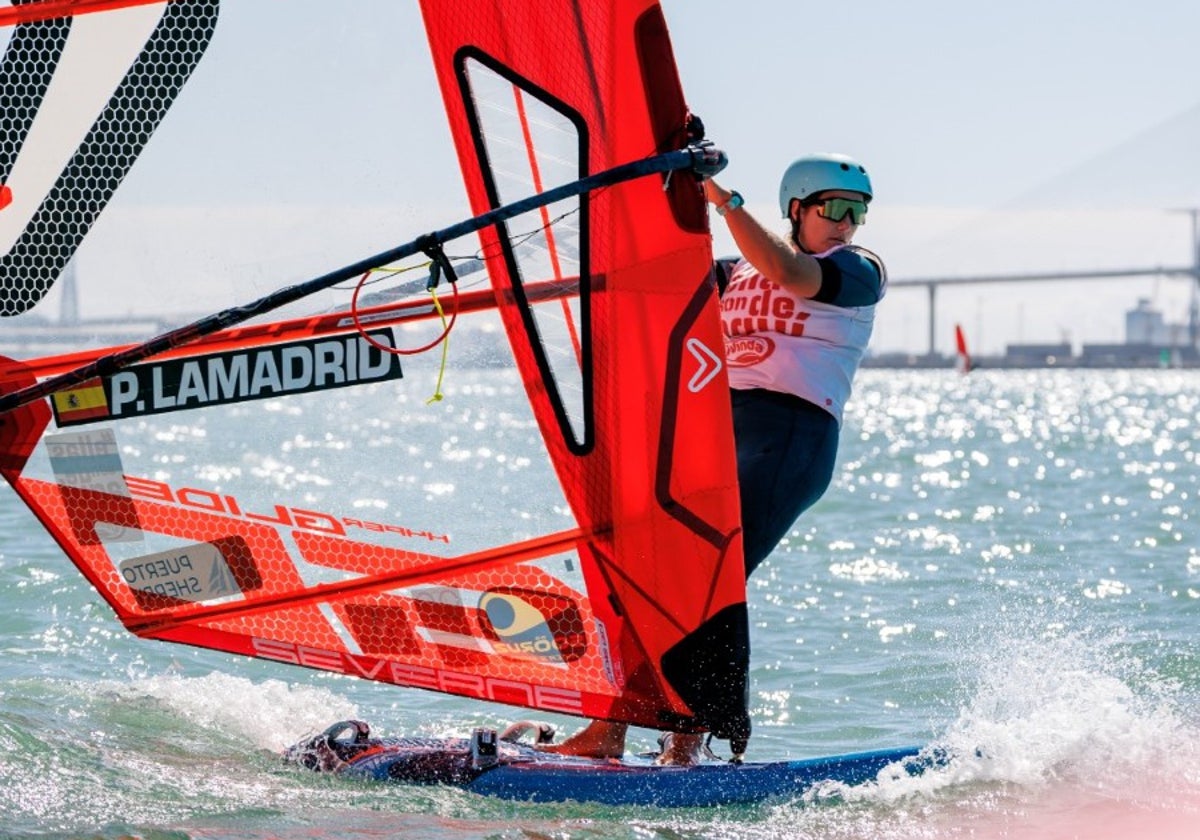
[0,143,724,416]
[335,260,432,290]
[356,262,491,304]
[351,267,459,357]
[511,83,582,365]
[458,206,581,264]
[121,525,595,637]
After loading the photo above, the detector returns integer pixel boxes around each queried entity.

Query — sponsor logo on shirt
[725,335,775,366]
[720,272,811,337]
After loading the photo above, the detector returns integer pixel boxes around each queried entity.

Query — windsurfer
[544,154,887,765]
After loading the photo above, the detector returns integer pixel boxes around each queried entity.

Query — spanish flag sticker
[51,378,111,426]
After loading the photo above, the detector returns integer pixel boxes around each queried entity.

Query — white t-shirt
[720,245,886,424]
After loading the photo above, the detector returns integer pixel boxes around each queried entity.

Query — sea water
[1,369,1197,839]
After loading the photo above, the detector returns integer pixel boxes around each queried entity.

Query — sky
[20,0,1200,356]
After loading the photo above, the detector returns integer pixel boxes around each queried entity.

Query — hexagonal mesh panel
[0,1,218,316]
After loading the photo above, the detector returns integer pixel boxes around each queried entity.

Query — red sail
[955,323,972,374]
[0,1,747,744]
[418,0,747,738]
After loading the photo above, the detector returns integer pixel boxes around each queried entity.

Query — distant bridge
[890,208,1200,356]
[889,265,1200,356]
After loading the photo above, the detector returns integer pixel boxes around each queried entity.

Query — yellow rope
[359,260,453,404]
[363,261,432,278]
[425,287,450,404]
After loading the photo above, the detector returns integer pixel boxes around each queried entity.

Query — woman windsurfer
[546,153,887,765]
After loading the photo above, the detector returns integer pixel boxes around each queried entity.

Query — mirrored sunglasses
[805,197,868,225]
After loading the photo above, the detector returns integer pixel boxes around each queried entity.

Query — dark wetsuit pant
[732,388,839,578]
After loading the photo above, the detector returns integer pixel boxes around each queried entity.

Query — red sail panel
[0,427,636,716]
[419,0,747,738]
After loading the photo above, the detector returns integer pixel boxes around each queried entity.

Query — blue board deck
[283,721,926,807]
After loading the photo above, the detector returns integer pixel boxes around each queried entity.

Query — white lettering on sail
[152,366,176,408]
[175,360,207,406]
[249,349,282,395]
[208,354,248,400]
[110,372,139,413]
[357,335,394,378]
[315,340,345,386]
[248,638,584,714]
[281,346,312,390]
[71,330,404,425]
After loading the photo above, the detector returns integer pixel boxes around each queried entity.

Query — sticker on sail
[478,589,586,664]
[52,331,404,427]
[120,539,248,608]
[51,378,111,425]
[45,428,141,543]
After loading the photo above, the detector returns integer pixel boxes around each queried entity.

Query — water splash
[816,620,1200,839]
[125,672,360,752]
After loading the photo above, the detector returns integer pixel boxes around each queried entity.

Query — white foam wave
[841,629,1200,809]
[124,671,358,751]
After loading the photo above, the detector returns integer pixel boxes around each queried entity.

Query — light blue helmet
[778,154,873,217]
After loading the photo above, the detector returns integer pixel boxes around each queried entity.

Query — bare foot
[538,720,628,759]
[654,732,703,766]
